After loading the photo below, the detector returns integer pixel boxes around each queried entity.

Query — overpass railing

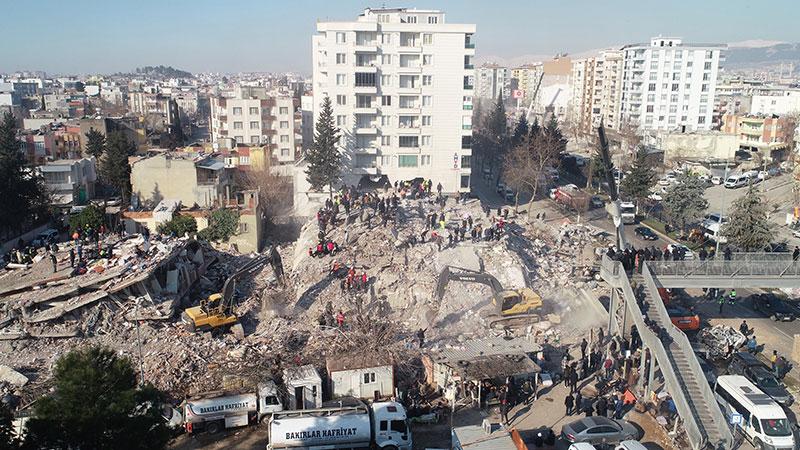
[648,257,800,278]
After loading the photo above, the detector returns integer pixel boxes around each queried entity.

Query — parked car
[764,242,789,253]
[634,226,658,241]
[560,417,639,446]
[767,167,781,177]
[757,170,770,181]
[711,176,723,185]
[568,441,647,450]
[666,243,694,260]
[31,229,59,248]
[698,174,711,184]
[657,178,671,186]
[495,182,506,194]
[666,306,701,331]
[590,196,604,209]
[648,192,663,201]
[749,293,796,321]
[504,188,516,202]
[728,352,793,406]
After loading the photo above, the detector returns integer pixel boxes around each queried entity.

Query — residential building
[79,117,147,152]
[128,91,176,126]
[722,113,794,159]
[0,83,22,119]
[300,94,314,154]
[570,50,623,133]
[533,56,572,123]
[750,89,800,116]
[37,158,97,205]
[620,37,725,132]
[100,83,128,106]
[654,130,737,164]
[475,63,509,100]
[130,153,234,208]
[312,7,476,194]
[510,63,544,105]
[209,86,300,164]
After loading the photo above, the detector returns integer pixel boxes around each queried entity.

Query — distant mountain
[723,43,800,69]
[132,65,193,79]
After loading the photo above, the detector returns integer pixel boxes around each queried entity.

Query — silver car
[561,416,639,446]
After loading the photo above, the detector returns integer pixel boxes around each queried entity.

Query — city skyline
[2,0,798,75]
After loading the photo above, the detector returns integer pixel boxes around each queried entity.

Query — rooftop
[326,352,394,373]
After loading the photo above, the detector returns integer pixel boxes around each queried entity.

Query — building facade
[620,37,725,132]
[312,7,476,193]
[570,50,623,134]
[475,63,509,100]
[750,89,800,116]
[722,113,794,158]
[38,158,97,205]
[130,153,233,208]
[510,63,543,105]
[209,86,300,164]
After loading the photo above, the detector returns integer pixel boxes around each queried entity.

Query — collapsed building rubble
[0,191,614,414]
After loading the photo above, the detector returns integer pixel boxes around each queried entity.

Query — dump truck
[184,381,283,434]
[436,266,544,329]
[553,185,590,211]
[268,399,411,450]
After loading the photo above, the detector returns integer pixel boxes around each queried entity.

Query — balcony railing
[464,64,474,70]
[463,84,474,90]
[465,43,475,49]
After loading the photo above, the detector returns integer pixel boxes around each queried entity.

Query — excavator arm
[435,266,504,302]
[218,255,272,315]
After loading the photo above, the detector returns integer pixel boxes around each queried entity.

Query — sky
[2,0,799,75]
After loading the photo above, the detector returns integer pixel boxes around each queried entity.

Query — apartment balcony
[355,126,379,134]
[397,125,421,134]
[354,85,378,94]
[354,65,378,73]
[462,125,472,130]
[397,86,421,94]
[463,84,474,90]
[464,64,474,70]
[353,106,377,114]
[353,146,379,154]
[354,43,378,53]
[463,104,473,110]
[397,65,422,74]
[352,166,379,175]
[465,42,475,49]
[398,45,422,53]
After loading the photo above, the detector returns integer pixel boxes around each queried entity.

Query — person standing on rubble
[69,248,75,268]
[580,338,588,359]
[49,249,58,273]
[336,310,345,328]
[498,388,510,425]
[436,182,443,197]
[416,328,426,348]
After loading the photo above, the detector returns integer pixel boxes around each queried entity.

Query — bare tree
[503,129,561,219]
[239,156,293,222]
[616,120,642,170]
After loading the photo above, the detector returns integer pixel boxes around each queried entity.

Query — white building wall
[750,91,800,116]
[313,8,475,193]
[330,366,394,399]
[620,37,724,132]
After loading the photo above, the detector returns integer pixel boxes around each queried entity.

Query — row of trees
[0,347,171,449]
[84,128,136,204]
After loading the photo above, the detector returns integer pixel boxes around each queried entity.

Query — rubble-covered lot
[0,194,612,412]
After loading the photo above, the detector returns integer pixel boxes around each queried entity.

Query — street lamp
[715,159,730,256]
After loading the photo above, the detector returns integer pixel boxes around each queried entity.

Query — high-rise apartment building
[475,63,510,101]
[511,63,544,105]
[620,37,725,132]
[209,86,300,165]
[312,7,476,193]
[569,50,623,133]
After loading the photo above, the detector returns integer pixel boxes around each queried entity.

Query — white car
[648,192,663,201]
[711,176,723,185]
[568,441,647,450]
[657,178,671,186]
[757,170,770,180]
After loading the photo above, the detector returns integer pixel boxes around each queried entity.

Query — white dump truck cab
[371,401,412,450]
[258,381,284,421]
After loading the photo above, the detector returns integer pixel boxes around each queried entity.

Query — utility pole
[715,159,730,256]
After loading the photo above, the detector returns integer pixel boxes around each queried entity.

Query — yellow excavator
[435,266,544,329]
[182,255,271,339]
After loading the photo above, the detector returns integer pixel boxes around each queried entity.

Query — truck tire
[207,421,222,434]
[382,446,398,450]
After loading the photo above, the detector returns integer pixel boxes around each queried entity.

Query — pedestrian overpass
[600,253,800,450]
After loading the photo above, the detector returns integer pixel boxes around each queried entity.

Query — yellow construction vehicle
[435,266,544,329]
[182,255,271,338]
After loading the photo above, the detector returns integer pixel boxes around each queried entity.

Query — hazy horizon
[2,0,798,75]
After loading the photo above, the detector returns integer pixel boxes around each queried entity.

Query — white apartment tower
[313,7,476,193]
[209,86,300,164]
[475,63,510,101]
[620,37,725,132]
[569,50,623,134]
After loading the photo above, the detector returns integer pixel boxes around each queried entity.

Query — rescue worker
[564,392,574,415]
[336,310,345,328]
[728,289,737,305]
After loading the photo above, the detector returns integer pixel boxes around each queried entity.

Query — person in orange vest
[336,310,345,328]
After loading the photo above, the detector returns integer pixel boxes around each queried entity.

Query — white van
[724,174,748,189]
[713,375,795,450]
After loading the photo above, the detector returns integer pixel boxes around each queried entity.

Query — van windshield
[726,177,737,183]
[761,418,791,437]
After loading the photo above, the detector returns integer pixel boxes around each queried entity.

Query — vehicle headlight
[763,436,773,444]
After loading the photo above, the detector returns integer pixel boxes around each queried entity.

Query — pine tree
[528,117,541,139]
[100,131,135,205]
[620,147,657,205]
[0,112,50,236]
[84,127,106,159]
[662,174,708,232]
[722,185,774,251]
[543,115,567,154]
[305,96,342,198]
[512,113,529,147]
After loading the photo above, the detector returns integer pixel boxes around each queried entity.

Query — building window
[233,121,243,129]
[646,105,654,113]
[355,72,377,87]
[381,54,392,65]
[336,53,346,64]
[398,155,418,167]
[233,107,242,115]
[669,105,677,114]
[280,121,289,129]
[381,33,391,44]
[647,94,655,102]
[704,61,712,70]
[336,95,347,105]
[336,74,346,86]
[380,155,390,166]
[461,135,472,149]
[280,148,290,156]
[705,50,714,59]
[421,154,431,165]
[422,95,432,107]
[250,121,259,129]
[249,107,259,114]
[336,115,346,126]
[423,33,432,45]
[649,72,657,81]
[670,94,678,102]
[422,75,432,86]
[648,83,656,92]
[421,135,431,146]
[701,84,709,92]
[239,223,248,233]
[427,16,438,24]
[423,55,433,66]
[399,136,418,148]
[381,75,391,86]
[671,84,679,91]
[698,116,706,124]
[382,95,391,106]
[280,135,289,143]
[336,32,346,44]
[381,135,391,146]
[356,95,372,108]
[703,73,710,81]
[406,15,417,24]
[422,115,431,126]
[461,175,470,189]
[381,115,392,126]
[250,135,259,144]
[234,135,244,143]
